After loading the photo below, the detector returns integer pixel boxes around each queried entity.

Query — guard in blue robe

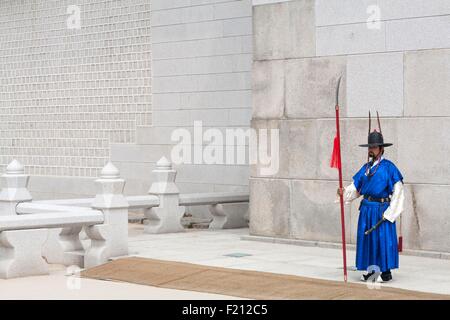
[341,114,405,282]
[353,157,403,276]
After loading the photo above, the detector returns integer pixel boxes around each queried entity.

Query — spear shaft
[335,77,348,282]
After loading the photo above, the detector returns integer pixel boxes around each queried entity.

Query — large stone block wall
[250,0,450,253]
[111,0,253,196]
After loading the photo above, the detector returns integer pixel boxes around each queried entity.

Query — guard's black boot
[376,270,392,282]
[360,270,376,282]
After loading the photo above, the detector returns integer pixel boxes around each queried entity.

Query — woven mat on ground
[81,257,449,300]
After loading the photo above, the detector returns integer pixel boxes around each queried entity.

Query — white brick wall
[0,0,152,177]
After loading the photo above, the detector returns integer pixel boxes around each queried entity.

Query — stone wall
[250,0,450,253]
[110,0,253,196]
[0,0,151,198]
[0,0,151,178]
[0,0,253,201]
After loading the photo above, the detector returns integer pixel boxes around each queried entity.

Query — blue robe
[352,158,403,272]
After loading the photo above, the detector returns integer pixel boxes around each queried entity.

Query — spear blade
[335,75,342,108]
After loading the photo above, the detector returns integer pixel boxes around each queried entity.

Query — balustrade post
[144,157,185,234]
[0,160,32,216]
[85,162,129,268]
[209,203,249,229]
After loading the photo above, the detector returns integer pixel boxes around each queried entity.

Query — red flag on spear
[330,76,348,282]
[330,135,341,170]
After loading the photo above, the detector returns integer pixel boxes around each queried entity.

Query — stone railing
[0,210,104,278]
[0,160,129,278]
[29,157,249,232]
[0,157,249,279]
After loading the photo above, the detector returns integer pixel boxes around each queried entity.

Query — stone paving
[2,225,450,299]
[0,264,241,300]
[128,225,450,296]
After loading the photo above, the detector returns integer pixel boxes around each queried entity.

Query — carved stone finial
[100,162,120,179]
[6,159,24,175]
[156,156,172,170]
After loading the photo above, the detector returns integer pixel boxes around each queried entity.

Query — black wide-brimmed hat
[359,111,393,148]
[359,130,393,147]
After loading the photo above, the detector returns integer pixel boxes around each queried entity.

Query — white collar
[371,155,384,168]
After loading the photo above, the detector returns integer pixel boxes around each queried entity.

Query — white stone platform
[2,225,450,299]
[128,225,450,296]
[0,264,241,300]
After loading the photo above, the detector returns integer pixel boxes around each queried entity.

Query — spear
[330,76,348,282]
